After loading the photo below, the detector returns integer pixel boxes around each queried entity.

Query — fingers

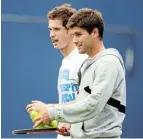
[58,123,71,136]
[66,124,71,132]
[32,100,40,103]
[26,102,40,112]
[32,116,50,128]
[33,116,41,123]
[42,117,50,125]
[58,127,70,136]
[33,119,43,128]
[26,101,40,112]
[26,104,34,112]
[58,123,71,130]
[58,124,63,129]
[41,112,51,125]
[58,127,67,134]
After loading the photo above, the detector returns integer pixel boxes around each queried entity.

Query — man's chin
[78,49,85,54]
[53,45,60,49]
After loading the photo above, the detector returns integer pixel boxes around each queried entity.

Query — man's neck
[60,42,76,57]
[88,41,105,58]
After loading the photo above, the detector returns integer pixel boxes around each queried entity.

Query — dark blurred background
[1,0,143,138]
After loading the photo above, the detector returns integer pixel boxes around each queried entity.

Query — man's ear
[91,28,99,38]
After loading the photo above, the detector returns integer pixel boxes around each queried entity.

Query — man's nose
[73,36,78,46]
[50,31,56,38]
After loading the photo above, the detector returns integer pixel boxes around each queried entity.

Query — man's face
[48,19,70,50]
[69,27,94,54]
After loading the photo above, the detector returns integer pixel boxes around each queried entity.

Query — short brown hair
[47,4,76,27]
[67,8,104,39]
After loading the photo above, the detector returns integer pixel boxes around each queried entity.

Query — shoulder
[94,55,124,76]
[98,54,123,67]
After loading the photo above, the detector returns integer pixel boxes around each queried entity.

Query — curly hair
[47,4,76,27]
[67,8,104,39]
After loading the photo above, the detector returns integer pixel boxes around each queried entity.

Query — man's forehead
[69,27,85,34]
[48,19,63,27]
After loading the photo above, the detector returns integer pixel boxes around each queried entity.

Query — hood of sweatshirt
[87,48,125,73]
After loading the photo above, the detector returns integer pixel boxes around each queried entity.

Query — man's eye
[76,33,81,36]
[55,28,60,31]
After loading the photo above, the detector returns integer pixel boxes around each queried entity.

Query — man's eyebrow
[74,31,82,34]
[48,27,61,29]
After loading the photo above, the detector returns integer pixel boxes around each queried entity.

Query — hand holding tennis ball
[29,110,45,128]
[29,110,58,128]
[30,110,40,120]
[44,120,58,128]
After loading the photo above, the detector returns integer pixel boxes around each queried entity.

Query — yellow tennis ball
[50,120,58,128]
[29,110,40,120]
[44,124,53,128]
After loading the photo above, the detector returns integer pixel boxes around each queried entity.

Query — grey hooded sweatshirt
[48,48,126,138]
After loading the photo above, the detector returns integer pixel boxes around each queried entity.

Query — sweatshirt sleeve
[48,61,119,123]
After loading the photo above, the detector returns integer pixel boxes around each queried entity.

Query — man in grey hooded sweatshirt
[27,8,126,139]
